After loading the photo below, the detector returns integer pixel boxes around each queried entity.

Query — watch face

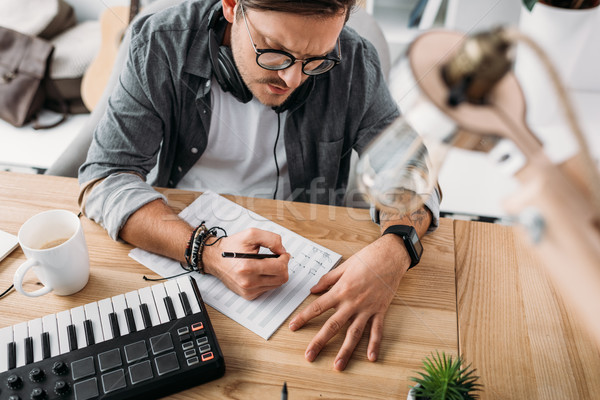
[412,234,423,257]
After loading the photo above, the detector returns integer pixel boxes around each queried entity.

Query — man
[79,0,440,371]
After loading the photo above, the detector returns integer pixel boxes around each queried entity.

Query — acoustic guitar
[81,0,140,111]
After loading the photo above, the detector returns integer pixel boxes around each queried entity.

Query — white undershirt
[177,79,290,200]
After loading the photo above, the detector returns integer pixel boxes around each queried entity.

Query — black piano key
[124,307,137,333]
[83,319,95,346]
[179,292,192,316]
[41,332,51,359]
[25,336,33,364]
[67,324,78,351]
[109,312,121,338]
[140,303,152,329]
[164,296,177,321]
[8,341,16,370]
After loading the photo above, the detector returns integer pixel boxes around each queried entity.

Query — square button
[150,333,174,355]
[177,327,189,336]
[101,369,126,394]
[129,360,153,385]
[74,377,99,400]
[196,337,208,347]
[98,349,122,372]
[184,349,196,358]
[155,351,180,376]
[72,356,95,381]
[199,344,211,354]
[124,340,148,363]
[191,322,204,331]
[201,352,214,362]
[187,356,199,366]
[182,341,194,351]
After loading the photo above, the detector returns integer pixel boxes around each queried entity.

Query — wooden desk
[0,172,457,399]
[455,221,600,399]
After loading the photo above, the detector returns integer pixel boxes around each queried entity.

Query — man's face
[227,5,345,107]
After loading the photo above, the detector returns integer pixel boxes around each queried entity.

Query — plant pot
[407,383,420,400]
[514,2,600,123]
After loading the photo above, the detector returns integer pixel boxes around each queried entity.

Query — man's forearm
[119,199,193,264]
[379,206,432,238]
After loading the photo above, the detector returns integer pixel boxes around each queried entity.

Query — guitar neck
[129,0,141,23]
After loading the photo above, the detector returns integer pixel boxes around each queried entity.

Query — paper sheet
[129,191,341,339]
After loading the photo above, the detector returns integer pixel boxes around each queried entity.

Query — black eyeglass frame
[239,2,342,76]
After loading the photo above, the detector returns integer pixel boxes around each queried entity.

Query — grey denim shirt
[79,0,440,240]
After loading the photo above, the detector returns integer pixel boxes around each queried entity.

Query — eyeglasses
[240,2,342,76]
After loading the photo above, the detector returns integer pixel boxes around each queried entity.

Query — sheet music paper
[129,191,342,340]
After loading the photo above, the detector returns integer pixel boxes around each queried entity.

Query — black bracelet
[184,222,227,274]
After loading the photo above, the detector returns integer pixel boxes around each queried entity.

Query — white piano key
[125,290,145,332]
[27,318,43,362]
[70,306,87,350]
[151,283,170,324]
[0,325,14,372]
[56,310,72,355]
[13,321,28,367]
[84,302,104,344]
[98,298,115,341]
[138,286,160,327]
[42,314,60,358]
[176,276,201,314]
[111,294,129,336]
[164,279,185,319]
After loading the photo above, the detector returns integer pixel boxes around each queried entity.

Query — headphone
[206,6,314,113]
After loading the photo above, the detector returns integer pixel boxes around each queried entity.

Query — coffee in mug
[14,209,90,297]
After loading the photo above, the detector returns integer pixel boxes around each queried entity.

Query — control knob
[54,380,70,396]
[30,387,46,400]
[51,361,68,376]
[28,368,45,382]
[6,374,23,390]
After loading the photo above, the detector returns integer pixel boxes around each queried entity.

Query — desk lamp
[356,28,600,346]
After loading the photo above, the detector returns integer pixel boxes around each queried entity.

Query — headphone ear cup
[217,46,253,103]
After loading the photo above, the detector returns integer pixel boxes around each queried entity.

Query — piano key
[84,302,104,344]
[111,294,130,336]
[124,290,145,333]
[98,298,115,341]
[27,318,43,363]
[67,325,78,351]
[140,303,152,329]
[0,325,14,372]
[70,305,88,350]
[84,319,95,346]
[179,291,193,316]
[25,336,33,364]
[150,283,170,324]
[138,286,160,327]
[124,308,137,333]
[8,341,16,370]
[41,332,51,359]
[56,310,72,355]
[164,296,177,321]
[176,276,201,314]
[13,321,28,367]
[164,279,185,319]
[42,314,60,358]
[109,312,121,338]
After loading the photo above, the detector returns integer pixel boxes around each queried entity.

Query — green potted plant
[407,351,481,400]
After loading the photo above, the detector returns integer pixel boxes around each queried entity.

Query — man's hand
[288,234,409,371]
[203,228,291,300]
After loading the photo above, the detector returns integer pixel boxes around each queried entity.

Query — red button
[191,322,204,331]
[201,352,214,362]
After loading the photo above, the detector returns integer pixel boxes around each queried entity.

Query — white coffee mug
[14,209,90,297]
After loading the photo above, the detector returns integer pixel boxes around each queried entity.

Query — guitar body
[81,3,138,111]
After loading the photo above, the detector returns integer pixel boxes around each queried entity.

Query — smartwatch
[382,225,423,269]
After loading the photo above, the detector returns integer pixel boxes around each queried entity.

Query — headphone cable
[273,112,281,200]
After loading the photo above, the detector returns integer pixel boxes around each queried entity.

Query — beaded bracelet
[183,222,227,275]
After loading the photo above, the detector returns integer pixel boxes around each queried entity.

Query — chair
[45,2,391,192]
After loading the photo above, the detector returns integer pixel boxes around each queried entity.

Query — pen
[281,382,287,400]
[221,252,280,259]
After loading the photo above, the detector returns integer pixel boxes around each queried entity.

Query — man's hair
[236,0,357,22]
